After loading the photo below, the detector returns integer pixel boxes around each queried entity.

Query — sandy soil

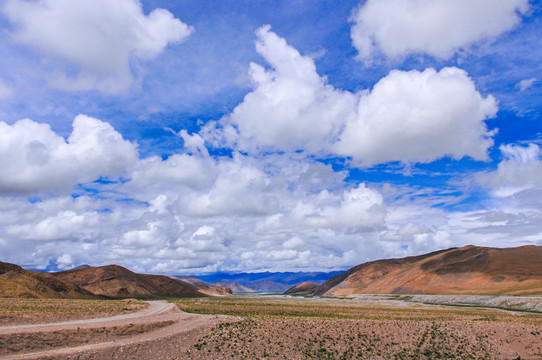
[0,300,239,360]
[183,316,542,359]
[0,298,146,326]
[176,295,542,359]
[2,296,542,359]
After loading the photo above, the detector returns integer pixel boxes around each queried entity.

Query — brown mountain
[315,245,542,297]
[54,265,207,298]
[215,281,256,293]
[0,261,97,299]
[284,282,320,296]
[169,276,232,296]
[173,276,213,288]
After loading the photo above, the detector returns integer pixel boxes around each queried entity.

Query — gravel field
[176,295,542,359]
[1,295,541,359]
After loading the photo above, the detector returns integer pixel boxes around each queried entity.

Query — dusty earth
[0,300,239,360]
[177,295,542,359]
[1,295,541,359]
[0,298,146,326]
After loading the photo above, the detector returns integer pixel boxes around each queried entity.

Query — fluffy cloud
[3,0,193,93]
[131,153,215,193]
[477,143,542,197]
[218,27,497,167]
[175,158,279,217]
[5,210,99,241]
[227,25,357,154]
[350,0,529,63]
[0,121,396,272]
[335,67,498,166]
[289,184,385,230]
[0,115,138,193]
[56,254,74,270]
[1,132,541,273]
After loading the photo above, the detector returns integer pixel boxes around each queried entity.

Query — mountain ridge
[306,245,542,297]
[0,261,98,299]
[54,264,216,298]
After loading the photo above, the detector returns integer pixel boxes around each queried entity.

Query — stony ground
[176,295,542,360]
[0,299,237,360]
[1,295,541,359]
[393,293,542,312]
[0,297,146,326]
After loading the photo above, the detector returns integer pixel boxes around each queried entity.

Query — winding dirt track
[0,301,238,360]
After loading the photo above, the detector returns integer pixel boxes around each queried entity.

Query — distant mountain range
[194,271,344,292]
[285,245,542,297]
[0,262,230,299]
[0,260,341,298]
[4,245,540,300]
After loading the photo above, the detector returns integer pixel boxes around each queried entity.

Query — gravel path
[1,301,239,360]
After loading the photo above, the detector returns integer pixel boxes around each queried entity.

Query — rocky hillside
[215,281,256,293]
[54,264,209,298]
[315,245,542,297]
[284,282,320,296]
[170,276,233,296]
[0,261,97,299]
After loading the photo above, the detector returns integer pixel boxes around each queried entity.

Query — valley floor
[177,295,542,359]
[0,295,541,359]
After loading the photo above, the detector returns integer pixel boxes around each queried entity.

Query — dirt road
[0,301,238,360]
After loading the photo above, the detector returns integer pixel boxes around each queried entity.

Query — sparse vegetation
[0,320,174,356]
[176,295,542,359]
[0,298,146,325]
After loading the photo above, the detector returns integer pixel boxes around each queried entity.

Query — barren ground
[176,295,542,359]
[0,299,238,360]
[0,298,146,326]
[0,295,541,359]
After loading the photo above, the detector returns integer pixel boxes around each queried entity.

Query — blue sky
[0,0,541,274]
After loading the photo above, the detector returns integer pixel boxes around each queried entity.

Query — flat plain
[0,297,146,326]
[0,295,541,359]
[176,295,542,360]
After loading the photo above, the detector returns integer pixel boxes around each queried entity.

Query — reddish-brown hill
[167,275,232,296]
[284,282,320,296]
[316,245,542,297]
[0,261,97,299]
[314,248,452,296]
[54,265,206,298]
[214,281,256,293]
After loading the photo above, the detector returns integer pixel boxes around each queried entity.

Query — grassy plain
[0,297,146,325]
[176,295,542,360]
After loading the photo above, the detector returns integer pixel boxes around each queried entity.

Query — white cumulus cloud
[5,209,99,241]
[218,27,497,167]
[335,67,498,166]
[291,184,385,230]
[227,25,357,154]
[477,143,542,196]
[350,0,529,63]
[3,0,193,93]
[0,115,138,193]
